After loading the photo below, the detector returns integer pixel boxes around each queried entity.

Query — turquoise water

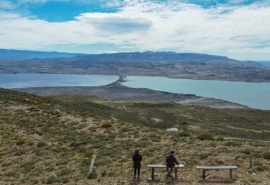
[1,74,269,110]
[122,76,270,110]
[0,74,118,88]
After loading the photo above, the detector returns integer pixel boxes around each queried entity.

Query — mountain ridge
[0,49,82,61]
[1,49,269,82]
[0,48,256,66]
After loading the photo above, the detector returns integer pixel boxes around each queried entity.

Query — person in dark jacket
[166,151,179,177]
[132,149,142,179]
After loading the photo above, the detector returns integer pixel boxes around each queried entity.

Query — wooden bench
[196,166,237,179]
[147,164,184,181]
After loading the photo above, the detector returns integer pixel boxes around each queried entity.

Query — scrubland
[0,88,269,184]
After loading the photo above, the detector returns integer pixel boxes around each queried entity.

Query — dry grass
[0,88,270,184]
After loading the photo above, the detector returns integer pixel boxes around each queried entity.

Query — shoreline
[107,75,250,109]
[14,75,250,109]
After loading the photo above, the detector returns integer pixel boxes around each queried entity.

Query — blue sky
[0,0,270,60]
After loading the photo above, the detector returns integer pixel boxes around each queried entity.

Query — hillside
[1,88,270,184]
[1,49,270,82]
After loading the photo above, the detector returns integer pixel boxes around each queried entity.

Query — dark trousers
[134,167,140,178]
[166,166,173,177]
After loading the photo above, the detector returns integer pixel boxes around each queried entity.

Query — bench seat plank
[147,164,184,180]
[197,166,237,170]
[147,164,184,168]
[196,166,237,179]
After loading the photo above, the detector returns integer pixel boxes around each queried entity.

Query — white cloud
[0,0,15,9]
[0,0,270,60]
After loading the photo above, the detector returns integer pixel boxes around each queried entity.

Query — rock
[52,109,60,115]
[246,168,256,175]
[166,128,178,132]
[101,171,107,177]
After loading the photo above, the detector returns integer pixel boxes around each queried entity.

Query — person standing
[132,149,142,179]
[166,151,179,177]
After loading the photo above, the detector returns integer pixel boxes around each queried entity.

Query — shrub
[56,168,72,177]
[178,131,190,137]
[101,123,112,128]
[36,141,47,148]
[223,177,233,183]
[46,176,59,184]
[88,126,97,132]
[107,171,116,177]
[25,175,39,184]
[217,147,229,153]
[263,152,270,160]
[254,165,269,172]
[5,171,17,177]
[198,152,210,160]
[77,123,87,129]
[84,150,96,158]
[121,127,131,132]
[61,177,70,183]
[180,121,188,125]
[151,138,161,142]
[87,171,98,179]
[216,136,225,141]
[239,148,250,155]
[197,133,214,140]
[225,141,240,147]
[16,139,25,145]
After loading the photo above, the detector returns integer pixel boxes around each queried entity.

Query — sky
[0,0,270,61]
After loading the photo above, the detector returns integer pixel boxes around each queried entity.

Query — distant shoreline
[15,75,249,110]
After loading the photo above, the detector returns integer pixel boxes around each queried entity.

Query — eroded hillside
[0,88,270,184]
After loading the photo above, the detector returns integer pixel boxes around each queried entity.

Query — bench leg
[202,169,206,179]
[174,168,178,180]
[151,168,155,180]
[230,169,232,179]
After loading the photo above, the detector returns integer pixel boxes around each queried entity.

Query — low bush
[263,152,270,160]
[223,177,233,183]
[197,133,214,140]
[254,165,269,172]
[84,150,96,158]
[16,139,25,145]
[87,171,98,179]
[224,141,241,147]
[178,131,190,137]
[36,141,47,148]
[216,136,225,141]
[101,123,112,128]
[46,176,59,184]
[239,148,250,155]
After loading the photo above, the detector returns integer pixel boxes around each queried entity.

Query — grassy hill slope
[0,88,270,184]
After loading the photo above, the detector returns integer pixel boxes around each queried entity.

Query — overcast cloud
[0,0,269,60]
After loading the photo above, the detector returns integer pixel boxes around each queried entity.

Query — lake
[0,74,269,110]
[0,73,119,88]
[122,76,270,110]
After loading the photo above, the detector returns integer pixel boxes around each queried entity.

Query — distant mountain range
[0,49,262,68]
[0,49,82,61]
[256,61,270,67]
[1,49,270,82]
[76,51,235,63]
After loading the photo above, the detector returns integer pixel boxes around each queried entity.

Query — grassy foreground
[0,88,270,184]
